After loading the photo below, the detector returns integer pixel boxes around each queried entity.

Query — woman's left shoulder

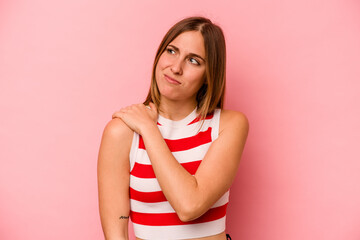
[218,109,249,132]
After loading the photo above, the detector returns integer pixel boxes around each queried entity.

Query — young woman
[98,16,249,240]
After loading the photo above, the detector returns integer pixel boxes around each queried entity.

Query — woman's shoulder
[218,109,249,133]
[102,118,134,145]
[98,119,134,174]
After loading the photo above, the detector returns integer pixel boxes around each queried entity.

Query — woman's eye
[167,48,175,54]
[190,58,200,65]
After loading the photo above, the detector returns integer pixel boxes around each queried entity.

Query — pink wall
[1,0,359,239]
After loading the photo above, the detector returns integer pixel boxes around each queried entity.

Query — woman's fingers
[112,106,129,119]
[112,111,122,119]
[111,103,154,119]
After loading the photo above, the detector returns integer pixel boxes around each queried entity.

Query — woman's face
[155,31,206,103]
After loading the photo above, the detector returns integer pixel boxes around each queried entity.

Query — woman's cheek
[157,54,169,68]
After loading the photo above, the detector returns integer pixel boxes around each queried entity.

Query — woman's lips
[164,74,181,85]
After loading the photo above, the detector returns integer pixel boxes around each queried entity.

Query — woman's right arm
[97,118,134,240]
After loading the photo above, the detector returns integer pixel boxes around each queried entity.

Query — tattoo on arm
[119,216,129,219]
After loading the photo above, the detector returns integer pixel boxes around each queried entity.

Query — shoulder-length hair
[143,16,226,129]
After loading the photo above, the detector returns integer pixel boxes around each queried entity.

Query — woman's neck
[158,98,198,121]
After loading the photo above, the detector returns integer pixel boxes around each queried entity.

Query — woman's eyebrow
[168,44,205,62]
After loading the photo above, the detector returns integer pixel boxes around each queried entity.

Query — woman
[97,16,249,240]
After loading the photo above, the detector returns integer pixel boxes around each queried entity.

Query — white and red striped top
[129,107,229,239]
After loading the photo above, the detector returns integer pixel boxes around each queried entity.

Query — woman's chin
[159,90,182,102]
[160,94,179,102]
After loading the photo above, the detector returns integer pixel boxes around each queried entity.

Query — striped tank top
[129,107,229,239]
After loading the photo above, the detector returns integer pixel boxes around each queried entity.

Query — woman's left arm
[113,103,249,222]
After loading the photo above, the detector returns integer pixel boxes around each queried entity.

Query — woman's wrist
[140,122,159,137]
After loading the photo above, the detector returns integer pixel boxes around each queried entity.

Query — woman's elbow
[177,202,203,222]
[178,211,195,222]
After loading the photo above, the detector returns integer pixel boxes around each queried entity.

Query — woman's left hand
[111,102,158,135]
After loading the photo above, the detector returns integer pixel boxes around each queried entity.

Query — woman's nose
[170,58,183,75]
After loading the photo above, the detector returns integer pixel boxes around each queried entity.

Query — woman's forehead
[168,31,205,58]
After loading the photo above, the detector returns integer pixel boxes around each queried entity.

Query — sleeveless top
[129,107,229,240]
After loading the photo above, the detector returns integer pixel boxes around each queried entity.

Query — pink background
[1,0,359,239]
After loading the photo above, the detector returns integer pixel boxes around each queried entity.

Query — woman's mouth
[164,74,181,85]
